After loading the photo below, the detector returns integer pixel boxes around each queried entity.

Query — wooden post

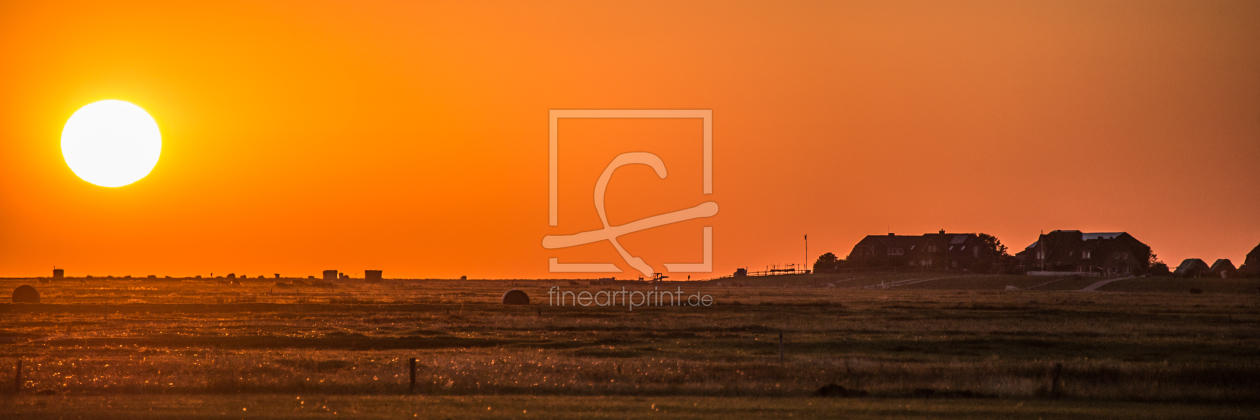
[1050,362,1063,397]
[14,359,21,393]
[778,331,784,365]
[408,358,417,393]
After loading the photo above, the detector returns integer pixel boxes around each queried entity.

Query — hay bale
[12,285,40,303]
[815,383,867,397]
[502,289,530,305]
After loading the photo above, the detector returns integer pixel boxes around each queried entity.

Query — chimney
[939,229,945,234]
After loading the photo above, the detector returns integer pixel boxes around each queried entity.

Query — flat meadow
[1,272,1258,418]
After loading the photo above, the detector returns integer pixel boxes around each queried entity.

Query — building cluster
[1014,231,1150,276]
[835,230,1005,272]
[1179,243,1260,279]
[825,228,1259,278]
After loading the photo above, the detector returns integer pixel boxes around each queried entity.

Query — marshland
[2,273,1258,419]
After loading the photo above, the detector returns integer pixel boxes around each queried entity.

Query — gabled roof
[1174,258,1209,275]
[852,232,986,255]
[855,234,921,249]
[1209,259,1236,272]
[1025,231,1129,250]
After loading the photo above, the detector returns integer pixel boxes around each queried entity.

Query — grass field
[1,273,1258,418]
[5,395,1257,419]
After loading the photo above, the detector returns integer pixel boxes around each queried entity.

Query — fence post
[778,331,784,365]
[1050,362,1063,397]
[409,358,417,393]
[14,359,21,393]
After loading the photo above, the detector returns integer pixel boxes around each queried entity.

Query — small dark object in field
[409,358,417,392]
[814,383,867,397]
[502,289,530,305]
[12,285,39,303]
[1189,288,1203,294]
[914,388,982,398]
[1049,362,1063,397]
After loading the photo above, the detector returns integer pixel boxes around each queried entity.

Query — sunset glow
[0,1,1256,279]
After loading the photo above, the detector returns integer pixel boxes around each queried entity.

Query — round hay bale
[501,289,530,305]
[12,285,40,303]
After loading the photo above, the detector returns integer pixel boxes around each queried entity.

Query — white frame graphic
[547,109,714,274]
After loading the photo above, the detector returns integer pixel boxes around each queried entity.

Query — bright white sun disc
[61,100,161,187]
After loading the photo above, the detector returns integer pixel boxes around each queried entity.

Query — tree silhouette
[976,233,1008,257]
[813,252,839,273]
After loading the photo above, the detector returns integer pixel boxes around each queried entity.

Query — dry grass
[4,395,1257,419]
[1,274,1258,405]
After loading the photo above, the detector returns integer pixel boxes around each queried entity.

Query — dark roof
[858,234,919,247]
[1024,230,1131,250]
[1209,259,1236,273]
[851,232,984,255]
[1174,258,1209,275]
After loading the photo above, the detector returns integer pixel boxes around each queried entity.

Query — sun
[61,100,162,188]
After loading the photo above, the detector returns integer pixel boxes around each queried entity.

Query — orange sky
[1,0,1258,279]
